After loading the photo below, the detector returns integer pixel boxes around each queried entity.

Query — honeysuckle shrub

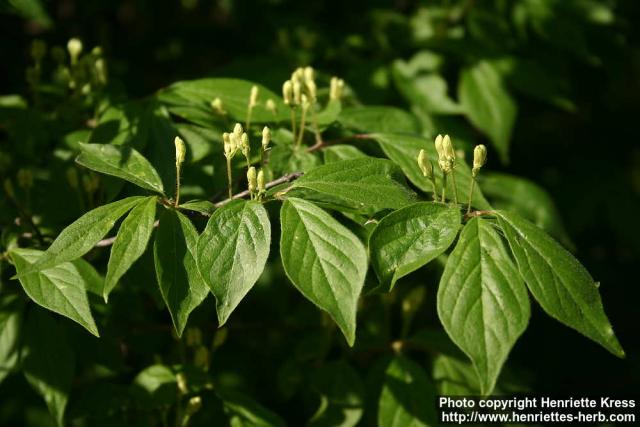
[0,0,636,426]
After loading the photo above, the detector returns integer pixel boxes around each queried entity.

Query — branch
[93,172,304,248]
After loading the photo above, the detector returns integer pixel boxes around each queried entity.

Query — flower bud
[249,85,259,108]
[194,346,209,370]
[292,67,304,82]
[247,166,257,193]
[301,94,310,110]
[176,372,188,394]
[210,97,226,114]
[241,132,250,158]
[185,327,202,347]
[262,126,271,150]
[417,149,433,178]
[293,80,302,105]
[175,136,186,166]
[257,169,265,194]
[306,79,317,103]
[282,80,293,105]
[67,38,83,64]
[223,132,235,158]
[186,396,202,416]
[94,58,107,84]
[233,123,243,138]
[304,66,314,83]
[265,98,277,114]
[442,135,455,161]
[213,328,227,349]
[472,144,487,177]
[329,77,345,100]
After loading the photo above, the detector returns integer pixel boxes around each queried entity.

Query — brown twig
[93,172,304,248]
[306,133,371,153]
[463,209,494,221]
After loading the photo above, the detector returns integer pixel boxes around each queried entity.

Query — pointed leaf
[369,202,460,290]
[286,158,415,215]
[495,210,624,357]
[280,198,367,345]
[0,296,22,385]
[339,106,419,133]
[76,143,164,194]
[458,61,516,163]
[11,248,100,336]
[371,133,491,210]
[218,390,287,427]
[23,309,75,427]
[323,145,367,163]
[154,209,209,336]
[378,356,437,427]
[437,217,530,395]
[197,200,271,325]
[104,196,157,301]
[25,196,145,273]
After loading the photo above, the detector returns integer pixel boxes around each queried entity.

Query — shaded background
[1,0,639,424]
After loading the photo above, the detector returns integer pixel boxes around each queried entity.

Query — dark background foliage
[1,0,639,425]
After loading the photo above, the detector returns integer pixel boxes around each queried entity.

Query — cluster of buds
[434,134,456,173]
[283,66,317,106]
[329,77,345,101]
[246,166,266,200]
[223,123,248,160]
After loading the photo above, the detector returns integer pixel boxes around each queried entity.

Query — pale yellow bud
[265,98,277,114]
[473,144,487,177]
[301,94,310,110]
[247,167,257,193]
[257,169,265,193]
[434,134,445,159]
[293,80,302,105]
[292,67,304,82]
[175,136,186,166]
[241,132,250,158]
[304,66,314,83]
[262,126,271,150]
[223,132,235,158]
[329,77,345,100]
[213,328,227,349]
[210,97,226,114]
[306,79,317,103]
[442,135,455,161]
[417,149,433,178]
[176,372,188,394]
[186,396,202,416]
[67,38,82,64]
[94,58,107,84]
[282,80,293,105]
[249,85,259,107]
[233,123,243,138]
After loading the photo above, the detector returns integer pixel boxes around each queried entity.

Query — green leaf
[308,362,365,427]
[378,356,437,427]
[280,198,367,345]
[0,295,22,385]
[218,390,287,427]
[76,143,165,194]
[157,78,289,125]
[179,199,216,216]
[11,248,101,336]
[458,61,517,163]
[24,196,145,273]
[323,145,367,163]
[437,217,530,395]
[495,210,624,357]
[369,202,460,290]
[286,158,415,215]
[131,364,177,407]
[391,62,462,115]
[432,355,480,395]
[197,200,271,325]
[480,172,572,248]
[339,106,419,134]
[315,99,342,127]
[371,133,491,209]
[154,209,209,336]
[23,309,75,427]
[104,196,157,301]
